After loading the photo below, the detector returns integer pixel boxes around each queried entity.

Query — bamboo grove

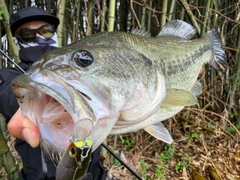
[0,0,239,179]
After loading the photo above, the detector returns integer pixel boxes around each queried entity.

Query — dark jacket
[0,46,107,180]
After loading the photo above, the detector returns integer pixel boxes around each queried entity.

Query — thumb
[7,108,40,148]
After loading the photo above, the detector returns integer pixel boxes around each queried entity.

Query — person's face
[15,21,50,36]
[15,21,56,43]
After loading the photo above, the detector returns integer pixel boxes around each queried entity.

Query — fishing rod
[101,143,143,180]
[0,49,26,74]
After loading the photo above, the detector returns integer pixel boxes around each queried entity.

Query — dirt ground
[105,108,240,180]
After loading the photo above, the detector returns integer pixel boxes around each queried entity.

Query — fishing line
[101,143,143,180]
[0,49,26,74]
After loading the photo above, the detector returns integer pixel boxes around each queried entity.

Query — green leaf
[0,10,3,20]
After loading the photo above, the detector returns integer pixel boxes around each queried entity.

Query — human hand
[7,108,40,147]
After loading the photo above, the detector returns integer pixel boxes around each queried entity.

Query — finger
[7,108,40,147]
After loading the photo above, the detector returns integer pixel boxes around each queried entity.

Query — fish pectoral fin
[162,89,197,107]
[144,122,173,144]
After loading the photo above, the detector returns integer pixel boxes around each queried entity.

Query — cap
[10,7,59,35]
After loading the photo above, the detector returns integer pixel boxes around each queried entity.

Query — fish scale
[118,33,212,91]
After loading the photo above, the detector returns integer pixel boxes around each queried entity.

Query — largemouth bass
[12,20,226,166]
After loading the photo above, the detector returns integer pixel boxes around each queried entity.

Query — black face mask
[19,46,57,66]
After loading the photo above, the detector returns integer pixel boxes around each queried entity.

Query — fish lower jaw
[40,96,75,150]
[19,93,75,162]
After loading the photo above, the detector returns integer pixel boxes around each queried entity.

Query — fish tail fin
[205,27,227,72]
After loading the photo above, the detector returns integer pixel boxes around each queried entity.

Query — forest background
[0,0,239,179]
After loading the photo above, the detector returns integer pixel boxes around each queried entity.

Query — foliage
[175,149,192,171]
[123,136,135,151]
[159,144,175,163]
[226,119,240,135]
[139,144,192,179]
[155,144,175,179]
[185,131,200,142]
[0,10,3,20]
[139,159,150,180]
[110,147,121,167]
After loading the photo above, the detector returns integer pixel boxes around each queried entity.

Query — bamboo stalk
[0,1,20,177]
[108,0,116,32]
[24,0,28,7]
[46,0,52,13]
[100,0,107,32]
[207,0,214,28]
[86,0,94,35]
[75,0,81,41]
[0,114,19,179]
[57,0,66,47]
[179,4,185,21]
[0,114,6,136]
[8,0,13,15]
[200,0,211,36]
[0,0,20,63]
[147,0,152,33]
[168,0,176,21]
[213,0,218,26]
[229,25,240,116]
[208,1,215,104]
[161,0,168,28]
[64,3,71,45]
[118,0,125,31]
[140,5,146,28]
[180,0,201,34]
[0,22,2,69]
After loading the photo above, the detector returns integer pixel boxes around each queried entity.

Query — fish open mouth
[12,73,95,164]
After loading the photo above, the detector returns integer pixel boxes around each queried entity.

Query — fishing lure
[55,118,94,180]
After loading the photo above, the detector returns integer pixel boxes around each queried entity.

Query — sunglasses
[16,24,55,42]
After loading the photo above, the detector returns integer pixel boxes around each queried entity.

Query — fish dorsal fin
[131,28,151,37]
[144,122,173,144]
[162,89,197,106]
[157,20,197,40]
[191,81,202,96]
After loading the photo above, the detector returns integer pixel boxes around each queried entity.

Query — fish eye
[73,50,93,67]
[69,146,77,157]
